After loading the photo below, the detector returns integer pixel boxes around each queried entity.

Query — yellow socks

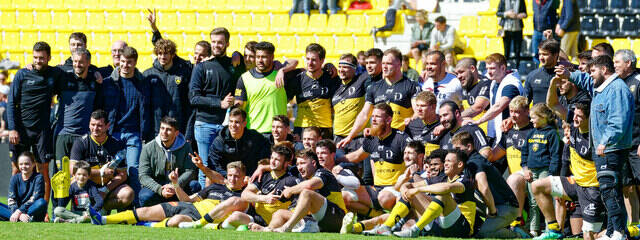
[353,222,364,233]
[415,200,443,230]
[547,220,560,232]
[105,210,137,225]
[383,201,410,228]
[151,218,169,228]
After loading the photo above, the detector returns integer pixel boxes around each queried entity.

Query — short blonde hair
[509,96,529,111]
[530,103,554,122]
[227,161,246,174]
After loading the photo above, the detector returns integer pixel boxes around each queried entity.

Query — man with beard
[614,49,640,229]
[235,41,298,135]
[55,48,103,162]
[341,103,410,216]
[357,48,383,89]
[332,54,368,155]
[144,39,192,134]
[438,101,490,157]
[525,39,561,105]
[421,50,462,111]
[190,27,246,188]
[404,91,442,156]
[138,117,198,207]
[470,53,524,142]
[557,55,634,240]
[456,58,490,133]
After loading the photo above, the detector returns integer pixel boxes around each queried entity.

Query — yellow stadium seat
[159,11,179,32]
[316,36,335,53]
[263,0,289,13]
[190,0,213,12]
[133,0,150,9]
[68,10,87,31]
[278,35,296,56]
[178,11,197,32]
[64,0,85,10]
[244,0,266,13]
[523,16,533,36]
[235,14,253,33]
[228,34,240,53]
[345,14,366,35]
[466,38,487,60]
[478,16,499,37]
[123,11,144,32]
[152,0,172,10]
[29,0,48,9]
[289,14,309,33]
[93,51,110,67]
[16,10,33,29]
[13,0,33,10]
[334,37,354,57]
[172,0,190,9]
[129,32,152,52]
[22,31,39,51]
[0,0,13,10]
[40,31,63,51]
[367,14,384,33]
[50,50,64,66]
[52,10,69,27]
[486,37,504,55]
[182,33,203,55]
[216,14,234,33]
[355,35,373,51]
[0,10,17,31]
[308,14,328,34]
[297,36,315,56]
[240,35,257,49]
[4,31,20,51]
[104,11,123,31]
[327,14,347,35]
[261,35,278,47]
[611,38,631,51]
[224,0,244,13]
[91,33,111,54]
[458,16,478,37]
[96,0,121,10]
[252,14,270,33]
[46,0,64,9]
[137,53,153,70]
[590,38,608,49]
[34,10,52,29]
[196,12,215,32]
[633,40,640,58]
[270,14,290,33]
[113,32,128,43]
[478,0,500,15]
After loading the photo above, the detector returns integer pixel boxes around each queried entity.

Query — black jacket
[189,56,245,124]
[208,126,271,177]
[144,56,193,133]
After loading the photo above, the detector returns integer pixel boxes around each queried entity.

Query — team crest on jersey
[631,85,636,94]
[532,143,539,152]
[175,77,182,85]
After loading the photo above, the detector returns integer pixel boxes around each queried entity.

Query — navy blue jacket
[144,57,192,134]
[7,67,63,131]
[521,125,562,175]
[532,0,559,31]
[557,0,580,32]
[55,70,103,136]
[8,173,44,213]
[102,67,153,142]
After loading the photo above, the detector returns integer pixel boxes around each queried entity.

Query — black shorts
[55,134,81,161]
[10,127,52,163]
[365,185,385,210]
[623,151,640,186]
[160,201,201,221]
[420,208,471,238]
[559,177,582,218]
[576,185,606,224]
[246,205,267,226]
[316,200,346,232]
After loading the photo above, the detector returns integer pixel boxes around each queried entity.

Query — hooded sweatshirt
[139,133,196,195]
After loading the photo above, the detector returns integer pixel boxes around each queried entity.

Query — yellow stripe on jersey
[333,97,366,136]
[295,98,333,128]
[193,199,222,221]
[327,191,347,212]
[570,147,599,187]
[254,201,292,224]
[425,143,440,157]
[462,100,488,134]
[373,160,406,186]
[459,201,477,235]
[389,102,413,131]
[506,146,523,174]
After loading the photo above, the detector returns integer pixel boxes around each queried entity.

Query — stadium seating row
[581,15,640,38]
[579,0,640,15]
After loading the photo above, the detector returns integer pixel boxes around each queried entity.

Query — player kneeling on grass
[54,161,104,223]
[252,149,347,233]
[89,161,247,227]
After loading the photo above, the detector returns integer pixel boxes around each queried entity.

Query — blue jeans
[531,30,544,66]
[0,199,48,221]
[318,0,339,14]
[290,0,311,15]
[112,131,142,207]
[194,121,224,188]
[138,180,201,207]
[594,149,628,236]
[0,202,10,220]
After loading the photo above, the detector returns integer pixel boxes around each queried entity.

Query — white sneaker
[609,231,625,240]
[292,219,319,233]
[363,224,392,236]
[178,221,203,229]
[340,212,356,234]
[596,233,610,240]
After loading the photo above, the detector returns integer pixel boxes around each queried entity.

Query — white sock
[221,219,234,229]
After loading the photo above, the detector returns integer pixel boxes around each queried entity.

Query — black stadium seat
[580,16,599,37]
[631,0,640,14]
[578,0,589,13]
[621,16,639,37]
[600,16,620,37]
[518,60,536,77]
[610,0,628,14]
[586,0,608,14]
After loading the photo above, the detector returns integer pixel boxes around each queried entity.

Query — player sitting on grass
[54,161,103,223]
[89,161,247,227]
[1,152,47,222]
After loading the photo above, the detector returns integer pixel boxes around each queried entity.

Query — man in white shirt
[421,50,463,111]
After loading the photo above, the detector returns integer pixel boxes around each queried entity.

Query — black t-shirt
[440,124,490,152]
[466,152,519,207]
[70,134,126,168]
[365,77,421,130]
[197,183,243,201]
[462,78,491,108]
[404,118,442,156]
[362,130,410,186]
[251,171,299,203]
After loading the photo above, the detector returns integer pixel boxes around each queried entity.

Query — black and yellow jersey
[250,171,299,224]
[192,183,243,217]
[462,78,491,133]
[440,124,490,153]
[404,118,442,156]
[362,130,410,186]
[358,72,383,91]
[288,69,340,128]
[302,168,347,212]
[495,123,534,174]
[568,126,597,187]
[449,173,477,235]
[332,76,367,137]
[365,77,421,131]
